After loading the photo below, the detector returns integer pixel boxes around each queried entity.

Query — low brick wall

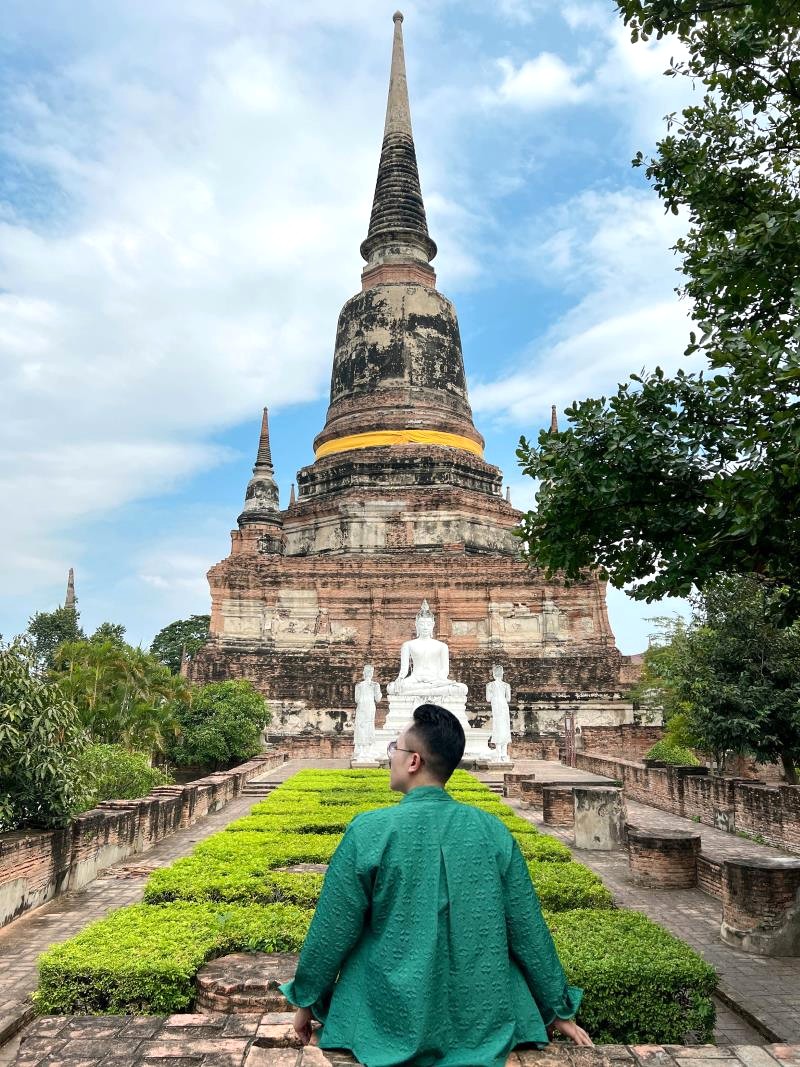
[0,750,287,930]
[697,853,723,899]
[575,751,800,857]
[542,786,575,828]
[265,733,354,759]
[579,724,663,761]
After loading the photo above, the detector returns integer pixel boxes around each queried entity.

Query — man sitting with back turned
[279,703,592,1067]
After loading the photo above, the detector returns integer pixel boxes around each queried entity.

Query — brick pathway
[12,1012,800,1067]
[505,768,800,1044]
[0,759,349,1052]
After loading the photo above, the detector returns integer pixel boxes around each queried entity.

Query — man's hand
[292,1007,314,1046]
[548,1017,593,1046]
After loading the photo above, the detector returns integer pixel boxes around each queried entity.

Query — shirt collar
[400,785,453,803]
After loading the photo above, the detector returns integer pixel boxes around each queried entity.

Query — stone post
[573,786,626,850]
[721,857,800,956]
[627,826,700,888]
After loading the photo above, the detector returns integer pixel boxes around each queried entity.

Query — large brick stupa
[189,13,640,739]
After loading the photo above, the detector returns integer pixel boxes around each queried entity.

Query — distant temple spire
[360,12,437,269]
[289,483,297,506]
[238,408,281,528]
[64,567,76,610]
[505,486,511,504]
[255,407,273,469]
[550,405,559,434]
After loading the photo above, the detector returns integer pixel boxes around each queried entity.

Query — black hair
[407,703,466,781]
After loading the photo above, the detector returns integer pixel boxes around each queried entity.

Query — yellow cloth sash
[315,429,484,460]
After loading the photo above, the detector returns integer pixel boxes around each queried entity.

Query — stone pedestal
[350,759,381,769]
[379,686,493,760]
[627,826,700,888]
[383,687,469,733]
[721,856,800,956]
[542,785,575,828]
[196,952,298,1013]
[573,786,626,850]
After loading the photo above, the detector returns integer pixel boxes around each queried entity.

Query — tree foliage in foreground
[0,639,86,830]
[27,605,85,670]
[517,1,800,615]
[52,639,188,755]
[166,680,270,771]
[74,744,173,814]
[639,576,800,782]
[151,616,210,674]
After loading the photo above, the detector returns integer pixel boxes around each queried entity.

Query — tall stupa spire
[64,567,76,610]
[360,12,436,273]
[238,408,282,537]
[255,406,273,468]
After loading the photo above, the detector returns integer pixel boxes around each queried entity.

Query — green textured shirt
[280,785,582,1067]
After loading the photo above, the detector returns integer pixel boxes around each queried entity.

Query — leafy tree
[167,680,270,771]
[517,1,800,616]
[27,605,85,670]
[151,615,210,674]
[0,638,87,830]
[640,576,800,782]
[73,744,173,813]
[629,617,692,725]
[52,640,188,755]
[91,622,127,645]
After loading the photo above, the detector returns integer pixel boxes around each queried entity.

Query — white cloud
[490,54,589,111]
[471,189,695,428]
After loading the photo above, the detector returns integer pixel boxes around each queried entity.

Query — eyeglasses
[387,740,425,765]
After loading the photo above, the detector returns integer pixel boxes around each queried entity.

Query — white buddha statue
[387,600,468,697]
[486,664,512,763]
[353,664,381,761]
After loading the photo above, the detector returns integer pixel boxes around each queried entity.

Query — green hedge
[644,740,702,767]
[34,901,311,1015]
[144,857,324,907]
[194,830,340,867]
[514,833,572,863]
[528,862,614,912]
[549,909,716,1043]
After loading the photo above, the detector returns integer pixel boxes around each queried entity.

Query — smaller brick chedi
[190,12,639,737]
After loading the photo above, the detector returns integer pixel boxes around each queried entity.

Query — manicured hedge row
[549,909,716,1043]
[144,857,324,907]
[528,862,614,912]
[34,901,311,1015]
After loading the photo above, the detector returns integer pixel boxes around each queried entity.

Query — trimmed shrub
[644,740,701,766]
[144,858,323,908]
[35,901,311,1015]
[74,745,173,812]
[528,862,614,912]
[514,833,572,863]
[195,831,340,867]
[549,909,716,1043]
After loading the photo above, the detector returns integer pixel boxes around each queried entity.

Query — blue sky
[0,0,698,654]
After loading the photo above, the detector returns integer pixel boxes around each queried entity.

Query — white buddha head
[363,664,374,680]
[415,599,435,639]
[492,664,504,680]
